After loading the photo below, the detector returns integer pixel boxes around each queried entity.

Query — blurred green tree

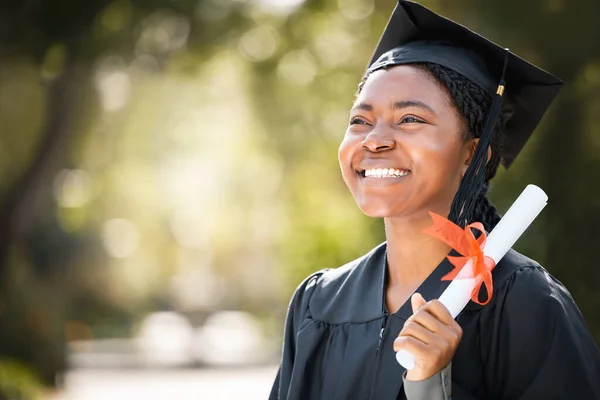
[0,0,255,388]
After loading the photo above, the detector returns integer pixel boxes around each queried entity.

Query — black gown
[269,243,600,400]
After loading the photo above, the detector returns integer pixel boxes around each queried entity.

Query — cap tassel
[448,49,510,228]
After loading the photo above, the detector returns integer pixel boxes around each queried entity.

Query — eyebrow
[394,100,435,114]
[351,100,436,115]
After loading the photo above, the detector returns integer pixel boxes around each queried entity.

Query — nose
[361,125,396,153]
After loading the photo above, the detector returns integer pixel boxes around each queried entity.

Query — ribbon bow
[424,211,496,305]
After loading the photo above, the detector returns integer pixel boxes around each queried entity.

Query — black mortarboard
[367,0,563,168]
[365,0,563,226]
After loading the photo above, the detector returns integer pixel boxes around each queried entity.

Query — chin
[356,200,400,219]
[355,197,446,221]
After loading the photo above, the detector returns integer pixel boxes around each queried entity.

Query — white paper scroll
[396,185,548,370]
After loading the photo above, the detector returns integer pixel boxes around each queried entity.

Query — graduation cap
[366,0,563,226]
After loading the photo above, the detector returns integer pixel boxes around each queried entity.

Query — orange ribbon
[424,211,496,305]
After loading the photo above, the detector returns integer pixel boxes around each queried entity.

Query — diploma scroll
[396,185,548,370]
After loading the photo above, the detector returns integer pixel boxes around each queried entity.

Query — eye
[399,115,425,124]
[349,117,370,126]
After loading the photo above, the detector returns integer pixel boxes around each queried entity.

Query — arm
[403,363,452,400]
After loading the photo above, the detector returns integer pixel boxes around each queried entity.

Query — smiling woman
[269,1,600,400]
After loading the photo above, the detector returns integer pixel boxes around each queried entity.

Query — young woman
[270,1,600,399]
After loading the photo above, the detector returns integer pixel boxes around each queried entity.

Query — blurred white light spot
[277,50,317,86]
[102,218,140,258]
[95,69,131,112]
[54,169,93,208]
[338,0,375,20]
[193,311,265,365]
[239,25,279,62]
[254,0,306,15]
[129,54,161,75]
[136,12,190,55]
[160,158,220,212]
[136,312,194,367]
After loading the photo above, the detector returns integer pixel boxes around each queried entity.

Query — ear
[462,139,477,175]
[463,138,492,173]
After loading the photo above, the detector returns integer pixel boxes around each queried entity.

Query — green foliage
[0,358,45,399]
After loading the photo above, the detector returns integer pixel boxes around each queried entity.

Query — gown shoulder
[308,242,388,324]
[468,249,600,399]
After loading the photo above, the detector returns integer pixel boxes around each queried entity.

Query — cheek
[338,133,356,172]
[412,136,464,182]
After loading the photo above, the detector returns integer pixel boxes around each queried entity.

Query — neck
[384,210,451,287]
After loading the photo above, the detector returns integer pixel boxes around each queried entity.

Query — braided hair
[357,63,504,232]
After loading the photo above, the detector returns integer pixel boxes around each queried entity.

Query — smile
[360,168,411,178]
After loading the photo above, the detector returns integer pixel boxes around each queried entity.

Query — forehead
[357,65,451,106]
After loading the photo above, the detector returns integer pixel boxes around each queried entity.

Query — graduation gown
[269,243,600,400]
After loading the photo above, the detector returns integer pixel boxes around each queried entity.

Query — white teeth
[363,168,410,178]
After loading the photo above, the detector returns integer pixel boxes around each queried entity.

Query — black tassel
[448,49,510,227]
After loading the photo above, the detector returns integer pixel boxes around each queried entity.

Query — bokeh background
[0,0,599,398]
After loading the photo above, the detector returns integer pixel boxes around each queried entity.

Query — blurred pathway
[56,366,278,400]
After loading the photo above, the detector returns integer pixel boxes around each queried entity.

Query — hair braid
[423,63,504,231]
[472,182,502,231]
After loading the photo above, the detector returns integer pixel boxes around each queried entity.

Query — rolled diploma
[396,184,549,370]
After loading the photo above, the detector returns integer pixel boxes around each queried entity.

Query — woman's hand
[393,293,463,381]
